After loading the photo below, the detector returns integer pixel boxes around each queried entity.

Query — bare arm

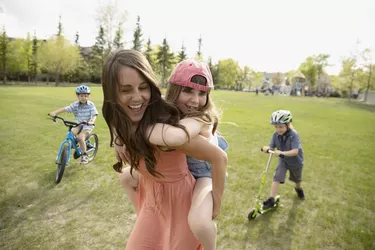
[88,115,98,125]
[178,135,227,219]
[49,107,67,116]
[147,118,207,147]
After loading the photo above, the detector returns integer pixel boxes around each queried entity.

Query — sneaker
[295,187,305,200]
[262,197,275,210]
[73,150,81,159]
[80,154,89,164]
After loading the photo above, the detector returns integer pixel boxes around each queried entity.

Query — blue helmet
[75,85,91,94]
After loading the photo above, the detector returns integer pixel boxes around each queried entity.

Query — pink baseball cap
[168,59,214,91]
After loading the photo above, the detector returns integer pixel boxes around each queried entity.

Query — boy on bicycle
[49,85,98,164]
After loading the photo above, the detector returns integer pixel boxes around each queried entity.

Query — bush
[329,91,341,98]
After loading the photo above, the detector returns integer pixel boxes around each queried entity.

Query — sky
[1,0,374,75]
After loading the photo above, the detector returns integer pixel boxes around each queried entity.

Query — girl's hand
[199,123,212,139]
[212,194,222,219]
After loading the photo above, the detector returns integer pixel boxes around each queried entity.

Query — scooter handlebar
[260,148,285,158]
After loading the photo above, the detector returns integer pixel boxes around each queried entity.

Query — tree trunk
[2,62,6,84]
[363,67,372,103]
[55,73,60,86]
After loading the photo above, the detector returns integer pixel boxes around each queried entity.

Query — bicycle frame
[55,128,80,166]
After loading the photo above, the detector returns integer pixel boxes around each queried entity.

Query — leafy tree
[132,16,143,51]
[156,38,175,87]
[178,42,187,62]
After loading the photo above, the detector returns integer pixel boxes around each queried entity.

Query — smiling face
[175,87,208,114]
[77,93,89,104]
[117,66,151,124]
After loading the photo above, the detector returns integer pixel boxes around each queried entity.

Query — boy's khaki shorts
[72,126,92,138]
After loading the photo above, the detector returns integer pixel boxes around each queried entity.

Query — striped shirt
[65,101,98,130]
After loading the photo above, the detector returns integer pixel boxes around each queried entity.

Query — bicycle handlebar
[48,114,95,127]
[260,148,285,158]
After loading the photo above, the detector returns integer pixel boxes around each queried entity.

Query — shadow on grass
[274,198,302,250]
[245,205,278,248]
[244,198,303,250]
[344,101,375,113]
[41,161,82,189]
[0,166,93,233]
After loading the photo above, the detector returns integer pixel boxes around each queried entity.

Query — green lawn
[1,86,374,250]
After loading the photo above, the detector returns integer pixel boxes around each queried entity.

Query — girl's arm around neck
[147,117,207,147]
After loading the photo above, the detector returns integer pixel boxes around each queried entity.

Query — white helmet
[270,110,292,124]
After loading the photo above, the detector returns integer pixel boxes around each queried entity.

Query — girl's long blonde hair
[165,75,221,135]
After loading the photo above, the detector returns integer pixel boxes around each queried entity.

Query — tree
[132,16,143,51]
[216,59,241,89]
[143,38,156,71]
[254,71,264,88]
[90,25,106,81]
[39,35,80,85]
[299,57,317,93]
[196,35,203,61]
[24,33,33,82]
[156,38,174,87]
[0,26,8,84]
[31,31,38,83]
[72,32,89,83]
[177,42,187,62]
[360,48,374,102]
[96,1,127,53]
[75,31,80,46]
[339,57,358,99]
[7,38,28,81]
[240,66,255,90]
[113,22,124,49]
[313,53,330,94]
[57,15,63,36]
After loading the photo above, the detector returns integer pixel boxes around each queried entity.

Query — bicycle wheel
[56,145,68,184]
[85,133,98,161]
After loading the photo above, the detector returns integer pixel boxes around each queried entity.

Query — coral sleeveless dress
[125,148,202,250]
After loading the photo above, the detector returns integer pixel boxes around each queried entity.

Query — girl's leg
[188,177,217,250]
[295,181,302,189]
[119,166,139,209]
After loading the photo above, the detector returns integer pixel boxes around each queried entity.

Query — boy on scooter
[262,110,305,210]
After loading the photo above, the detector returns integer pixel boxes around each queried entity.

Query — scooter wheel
[248,210,257,220]
[275,196,281,207]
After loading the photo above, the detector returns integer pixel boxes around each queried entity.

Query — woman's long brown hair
[102,49,188,177]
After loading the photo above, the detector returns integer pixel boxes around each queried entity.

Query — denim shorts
[187,135,228,179]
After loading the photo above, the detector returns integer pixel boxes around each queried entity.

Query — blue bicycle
[48,114,99,184]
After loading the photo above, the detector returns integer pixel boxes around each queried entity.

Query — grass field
[1,86,374,250]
